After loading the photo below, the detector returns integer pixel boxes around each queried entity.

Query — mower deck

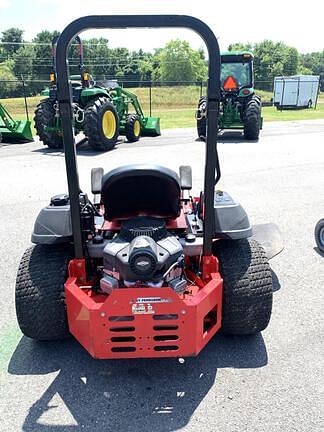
[65,257,222,359]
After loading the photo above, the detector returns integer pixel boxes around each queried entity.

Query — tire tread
[84,97,119,151]
[34,99,63,149]
[213,238,273,335]
[15,244,72,340]
[243,95,261,140]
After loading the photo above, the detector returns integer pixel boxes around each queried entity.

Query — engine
[101,217,186,293]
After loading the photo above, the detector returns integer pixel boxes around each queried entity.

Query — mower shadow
[218,131,259,144]
[31,137,125,157]
[9,332,268,432]
[196,132,259,144]
[0,140,32,148]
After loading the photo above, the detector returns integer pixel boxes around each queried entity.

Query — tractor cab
[221,51,254,97]
[196,50,262,140]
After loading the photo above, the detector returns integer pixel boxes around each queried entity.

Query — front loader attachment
[116,87,161,137]
[0,103,33,142]
[141,116,161,136]
[0,120,33,142]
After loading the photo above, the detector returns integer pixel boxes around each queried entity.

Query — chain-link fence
[0,78,322,123]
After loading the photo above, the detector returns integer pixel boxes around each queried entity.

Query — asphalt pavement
[0,120,323,431]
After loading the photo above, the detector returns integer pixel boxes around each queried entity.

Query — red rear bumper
[65,275,223,359]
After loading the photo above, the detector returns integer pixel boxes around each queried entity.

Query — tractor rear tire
[314,219,324,252]
[125,114,141,142]
[84,97,119,151]
[15,244,72,340]
[213,238,273,335]
[196,96,207,139]
[34,99,63,149]
[243,96,261,140]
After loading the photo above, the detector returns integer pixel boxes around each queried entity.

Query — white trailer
[273,75,320,109]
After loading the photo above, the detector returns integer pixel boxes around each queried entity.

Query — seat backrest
[101,164,181,221]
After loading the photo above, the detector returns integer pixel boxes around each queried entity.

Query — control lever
[91,167,103,205]
[179,165,192,190]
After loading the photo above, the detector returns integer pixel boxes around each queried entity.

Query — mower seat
[101,164,181,221]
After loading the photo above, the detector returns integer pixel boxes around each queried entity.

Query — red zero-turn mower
[15,16,283,359]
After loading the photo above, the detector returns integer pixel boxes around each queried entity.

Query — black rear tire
[213,238,273,335]
[196,96,207,138]
[15,244,72,340]
[84,97,119,151]
[314,219,324,252]
[34,99,63,149]
[243,96,262,140]
[125,114,141,142]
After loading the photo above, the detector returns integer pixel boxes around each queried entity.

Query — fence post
[149,82,152,117]
[21,75,29,121]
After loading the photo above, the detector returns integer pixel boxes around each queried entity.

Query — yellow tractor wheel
[125,114,141,142]
[84,97,119,151]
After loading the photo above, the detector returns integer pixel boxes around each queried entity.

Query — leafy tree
[32,30,60,84]
[0,61,19,97]
[229,40,300,90]
[115,69,125,79]
[139,57,154,81]
[298,64,313,75]
[155,39,207,83]
[0,24,322,96]
[300,51,324,90]
[228,42,253,52]
[30,30,87,92]
[283,47,299,76]
[122,51,142,82]
[12,45,35,79]
[0,28,24,56]
[253,41,299,89]
[83,38,110,78]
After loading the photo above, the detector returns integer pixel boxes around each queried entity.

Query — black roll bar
[55,15,221,259]
[52,35,85,78]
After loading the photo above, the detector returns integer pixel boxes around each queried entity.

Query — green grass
[154,108,196,129]
[262,103,324,122]
[157,100,324,129]
[156,99,324,129]
[1,88,323,132]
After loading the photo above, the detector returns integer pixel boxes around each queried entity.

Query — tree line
[228,41,323,91]
[0,27,323,98]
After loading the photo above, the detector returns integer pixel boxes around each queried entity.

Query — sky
[0,0,323,54]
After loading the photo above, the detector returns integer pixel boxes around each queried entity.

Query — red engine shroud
[65,257,223,359]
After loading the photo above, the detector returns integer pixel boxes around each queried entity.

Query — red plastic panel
[65,272,222,359]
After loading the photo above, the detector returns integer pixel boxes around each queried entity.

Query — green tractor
[35,36,160,151]
[102,80,161,142]
[196,51,262,140]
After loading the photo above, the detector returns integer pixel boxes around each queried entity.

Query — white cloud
[0,0,9,9]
